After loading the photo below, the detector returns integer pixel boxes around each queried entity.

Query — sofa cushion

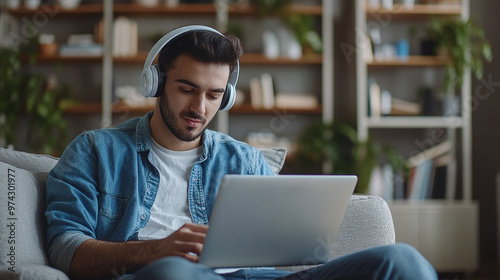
[0,161,50,272]
[258,147,287,174]
[0,148,58,173]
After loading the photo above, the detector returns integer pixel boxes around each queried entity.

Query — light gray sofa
[0,147,396,280]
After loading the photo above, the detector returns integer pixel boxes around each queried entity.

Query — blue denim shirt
[45,111,274,274]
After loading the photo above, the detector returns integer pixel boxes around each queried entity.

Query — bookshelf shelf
[366,116,463,128]
[366,4,462,20]
[6,3,322,17]
[227,4,323,16]
[111,3,322,17]
[63,103,322,116]
[368,56,450,67]
[25,53,323,65]
[113,52,323,65]
[230,104,322,115]
[6,4,104,17]
[28,54,102,63]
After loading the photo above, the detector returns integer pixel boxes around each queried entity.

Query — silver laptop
[198,174,357,268]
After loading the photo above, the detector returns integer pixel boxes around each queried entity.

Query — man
[45,25,437,280]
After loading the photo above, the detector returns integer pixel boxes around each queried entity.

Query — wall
[470,0,500,276]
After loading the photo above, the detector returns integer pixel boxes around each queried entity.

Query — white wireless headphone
[140,25,239,111]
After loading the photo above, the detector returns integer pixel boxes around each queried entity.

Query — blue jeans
[122,243,437,280]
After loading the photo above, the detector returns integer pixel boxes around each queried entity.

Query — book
[380,90,392,115]
[260,73,275,109]
[275,94,318,109]
[407,140,452,168]
[249,77,262,108]
[113,17,138,57]
[369,79,381,118]
[59,44,103,57]
[428,154,451,199]
[408,159,433,201]
[390,97,422,116]
[382,163,394,202]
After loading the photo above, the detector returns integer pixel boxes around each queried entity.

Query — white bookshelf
[355,0,478,273]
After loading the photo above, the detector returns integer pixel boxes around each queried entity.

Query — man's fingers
[176,224,208,243]
[182,223,209,233]
[174,240,204,255]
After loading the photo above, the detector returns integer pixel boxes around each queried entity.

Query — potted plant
[254,0,323,54]
[425,17,492,92]
[0,37,69,155]
[294,120,402,194]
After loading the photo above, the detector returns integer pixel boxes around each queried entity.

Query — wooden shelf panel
[239,53,322,65]
[64,103,322,115]
[113,3,215,16]
[365,116,463,128]
[64,102,154,114]
[7,4,103,17]
[114,52,323,65]
[368,56,450,67]
[230,104,322,115]
[113,3,321,16]
[366,4,462,19]
[7,3,322,17]
[29,54,102,63]
[29,52,322,65]
[227,4,322,16]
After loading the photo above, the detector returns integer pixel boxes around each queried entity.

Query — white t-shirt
[138,139,202,240]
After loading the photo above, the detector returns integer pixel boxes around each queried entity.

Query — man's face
[159,54,230,143]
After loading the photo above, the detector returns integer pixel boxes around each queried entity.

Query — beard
[158,94,208,142]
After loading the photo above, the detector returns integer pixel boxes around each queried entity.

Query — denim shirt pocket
[96,193,129,238]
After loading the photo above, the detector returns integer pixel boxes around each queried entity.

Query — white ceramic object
[5,0,21,9]
[403,0,415,9]
[25,0,41,9]
[165,0,178,7]
[262,30,279,60]
[382,0,393,10]
[58,0,81,9]
[136,0,160,7]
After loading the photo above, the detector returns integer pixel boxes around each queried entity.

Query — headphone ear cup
[140,66,155,98]
[141,64,163,98]
[219,64,239,111]
[153,64,166,98]
[219,83,236,111]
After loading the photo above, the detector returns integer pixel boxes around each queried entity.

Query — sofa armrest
[331,195,396,259]
[278,195,395,272]
[0,265,69,280]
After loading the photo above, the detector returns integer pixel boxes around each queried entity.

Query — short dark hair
[157,29,243,75]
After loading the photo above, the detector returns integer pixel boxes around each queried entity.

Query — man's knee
[133,257,199,280]
[377,243,437,279]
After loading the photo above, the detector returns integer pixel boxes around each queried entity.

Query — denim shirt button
[140,213,146,220]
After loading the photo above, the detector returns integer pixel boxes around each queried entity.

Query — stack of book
[249,73,318,110]
[368,78,422,117]
[59,34,102,57]
[368,140,452,201]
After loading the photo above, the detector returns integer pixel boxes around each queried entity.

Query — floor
[438,262,499,280]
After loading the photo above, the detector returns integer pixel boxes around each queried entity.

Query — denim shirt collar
[134,111,154,153]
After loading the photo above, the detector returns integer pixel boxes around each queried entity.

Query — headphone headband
[142,25,224,73]
[140,25,239,111]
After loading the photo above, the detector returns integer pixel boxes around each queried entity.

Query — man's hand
[70,223,209,279]
[154,223,208,262]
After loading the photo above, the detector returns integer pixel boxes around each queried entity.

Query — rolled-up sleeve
[45,132,100,273]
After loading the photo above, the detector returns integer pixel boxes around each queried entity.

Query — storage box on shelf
[355,0,477,273]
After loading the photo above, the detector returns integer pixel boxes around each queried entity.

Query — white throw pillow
[0,161,50,272]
